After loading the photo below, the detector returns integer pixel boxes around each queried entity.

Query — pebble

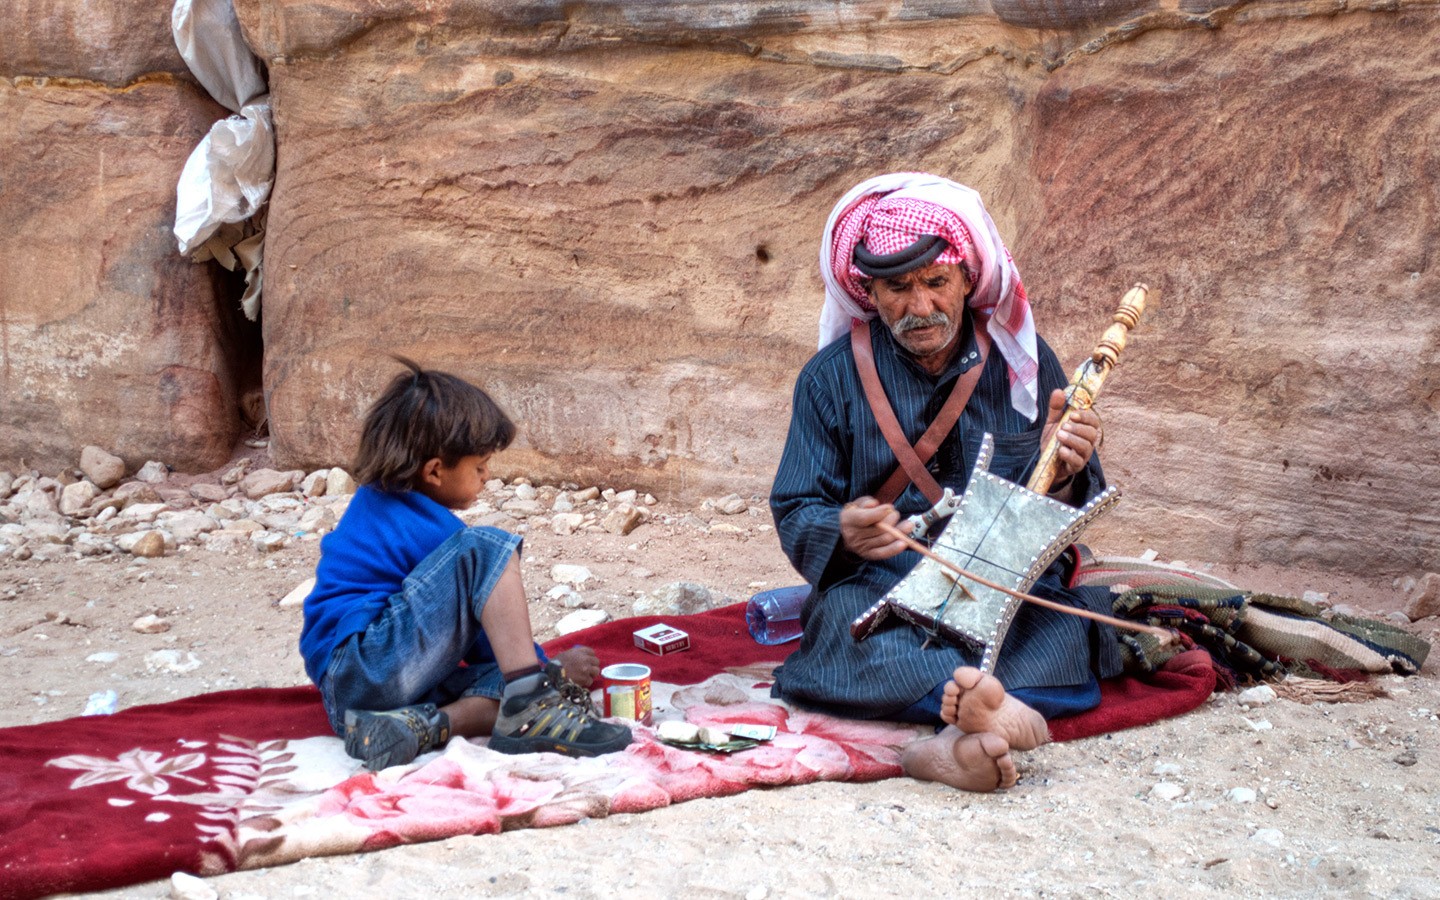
[326,468,357,496]
[79,447,126,489]
[1150,782,1185,801]
[301,469,330,497]
[1238,685,1277,706]
[1151,762,1184,776]
[1226,787,1257,803]
[189,483,229,503]
[551,564,595,586]
[1403,573,1440,620]
[279,577,317,607]
[145,649,202,673]
[714,493,748,515]
[1250,828,1285,847]
[59,481,101,516]
[573,486,601,502]
[1242,718,1273,732]
[86,652,120,663]
[128,531,167,558]
[514,483,538,501]
[554,609,610,635]
[600,504,644,536]
[252,532,287,552]
[240,469,296,500]
[633,582,727,617]
[170,871,219,900]
[551,513,585,536]
[135,461,170,483]
[132,614,171,634]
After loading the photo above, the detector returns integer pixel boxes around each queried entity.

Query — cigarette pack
[633,623,690,656]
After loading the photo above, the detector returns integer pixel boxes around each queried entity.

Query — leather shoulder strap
[851,319,990,506]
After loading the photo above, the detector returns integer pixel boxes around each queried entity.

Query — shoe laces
[545,661,601,718]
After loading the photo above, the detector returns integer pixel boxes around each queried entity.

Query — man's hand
[1039,388,1101,487]
[840,497,906,560]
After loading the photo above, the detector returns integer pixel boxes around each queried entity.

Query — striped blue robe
[769,315,1123,719]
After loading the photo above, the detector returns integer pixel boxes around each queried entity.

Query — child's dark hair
[354,356,516,492]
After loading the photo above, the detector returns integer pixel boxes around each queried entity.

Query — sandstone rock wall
[6,0,1436,577]
[1,2,245,472]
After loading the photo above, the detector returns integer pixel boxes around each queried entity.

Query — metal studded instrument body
[850,434,1120,673]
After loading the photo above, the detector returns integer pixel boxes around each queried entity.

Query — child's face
[417,453,492,510]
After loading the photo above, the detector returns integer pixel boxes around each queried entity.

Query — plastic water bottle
[745,585,810,645]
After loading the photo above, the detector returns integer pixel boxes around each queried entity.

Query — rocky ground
[2,448,1437,899]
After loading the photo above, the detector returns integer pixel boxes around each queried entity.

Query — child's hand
[552,646,600,688]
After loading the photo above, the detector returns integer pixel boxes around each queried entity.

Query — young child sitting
[300,356,632,770]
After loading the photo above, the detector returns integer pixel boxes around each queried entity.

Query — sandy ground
[3,478,1437,900]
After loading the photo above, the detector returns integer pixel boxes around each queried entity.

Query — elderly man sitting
[770,173,1114,792]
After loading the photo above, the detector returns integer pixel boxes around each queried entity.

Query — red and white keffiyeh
[818,173,1041,421]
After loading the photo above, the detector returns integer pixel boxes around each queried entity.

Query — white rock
[74,533,113,556]
[484,478,505,493]
[155,511,219,543]
[554,609,611,635]
[551,564,595,586]
[170,871,219,900]
[501,499,544,517]
[135,460,169,483]
[601,504,644,536]
[552,494,575,513]
[1242,718,1273,732]
[145,649,202,673]
[79,446,126,489]
[514,483,538,501]
[240,469,296,500]
[1150,782,1185,801]
[326,468,357,496]
[1226,787,1257,803]
[1301,590,1330,607]
[1250,828,1285,847]
[119,502,168,523]
[252,532,287,552]
[22,490,61,520]
[633,581,727,617]
[132,614,171,634]
[613,489,638,504]
[1151,762,1184,777]
[601,488,617,502]
[297,506,336,534]
[573,487,601,502]
[95,506,118,524]
[59,480,102,516]
[551,513,585,536]
[715,493,748,515]
[1237,685,1277,706]
[86,651,121,663]
[82,690,118,716]
[279,577,317,607]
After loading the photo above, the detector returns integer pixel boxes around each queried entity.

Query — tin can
[600,663,652,725]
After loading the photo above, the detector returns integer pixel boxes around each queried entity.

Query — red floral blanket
[0,604,1214,899]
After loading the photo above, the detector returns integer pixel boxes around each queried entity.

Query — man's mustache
[893,312,951,333]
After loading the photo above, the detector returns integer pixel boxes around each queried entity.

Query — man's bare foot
[551,646,600,687]
[901,726,1018,792]
[940,667,1050,751]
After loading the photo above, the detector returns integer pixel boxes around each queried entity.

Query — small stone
[113,482,162,506]
[252,532,287,552]
[301,469,330,497]
[279,577,317,607]
[59,481,102,517]
[1151,762,1184,777]
[188,483,229,503]
[613,489,638,504]
[1150,782,1185,801]
[551,513,585,536]
[86,651,120,663]
[709,523,746,536]
[1250,828,1285,847]
[643,494,656,505]
[132,614,171,634]
[552,494,574,513]
[1242,718,1273,732]
[484,478,505,493]
[573,487,601,502]
[119,502,168,524]
[501,498,544,517]
[551,564,595,586]
[1301,590,1330,607]
[633,581,726,617]
[145,649,202,673]
[601,504,644,536]
[601,488,617,502]
[155,511,219,543]
[325,468,357,497]
[715,493,748,515]
[170,870,219,900]
[554,609,611,635]
[239,469,296,500]
[298,506,336,534]
[1226,787,1257,803]
[220,459,251,485]
[1403,573,1440,621]
[128,531,166,558]
[514,483,538,501]
[1393,750,1418,767]
[79,446,126,489]
[135,461,169,483]
[1237,685,1277,706]
[1385,611,1412,626]
[23,490,61,520]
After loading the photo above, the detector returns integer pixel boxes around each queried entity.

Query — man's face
[867,262,971,367]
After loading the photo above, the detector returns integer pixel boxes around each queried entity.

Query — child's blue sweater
[299,485,465,684]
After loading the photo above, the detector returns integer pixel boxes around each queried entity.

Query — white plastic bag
[173,97,273,256]
[171,0,266,113]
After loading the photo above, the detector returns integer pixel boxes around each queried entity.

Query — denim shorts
[318,526,545,735]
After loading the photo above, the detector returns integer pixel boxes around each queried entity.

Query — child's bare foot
[943,667,1049,751]
[551,646,600,687]
[901,726,1018,792]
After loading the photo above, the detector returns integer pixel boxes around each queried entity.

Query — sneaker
[343,703,450,772]
[489,672,632,757]
[544,659,600,718]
